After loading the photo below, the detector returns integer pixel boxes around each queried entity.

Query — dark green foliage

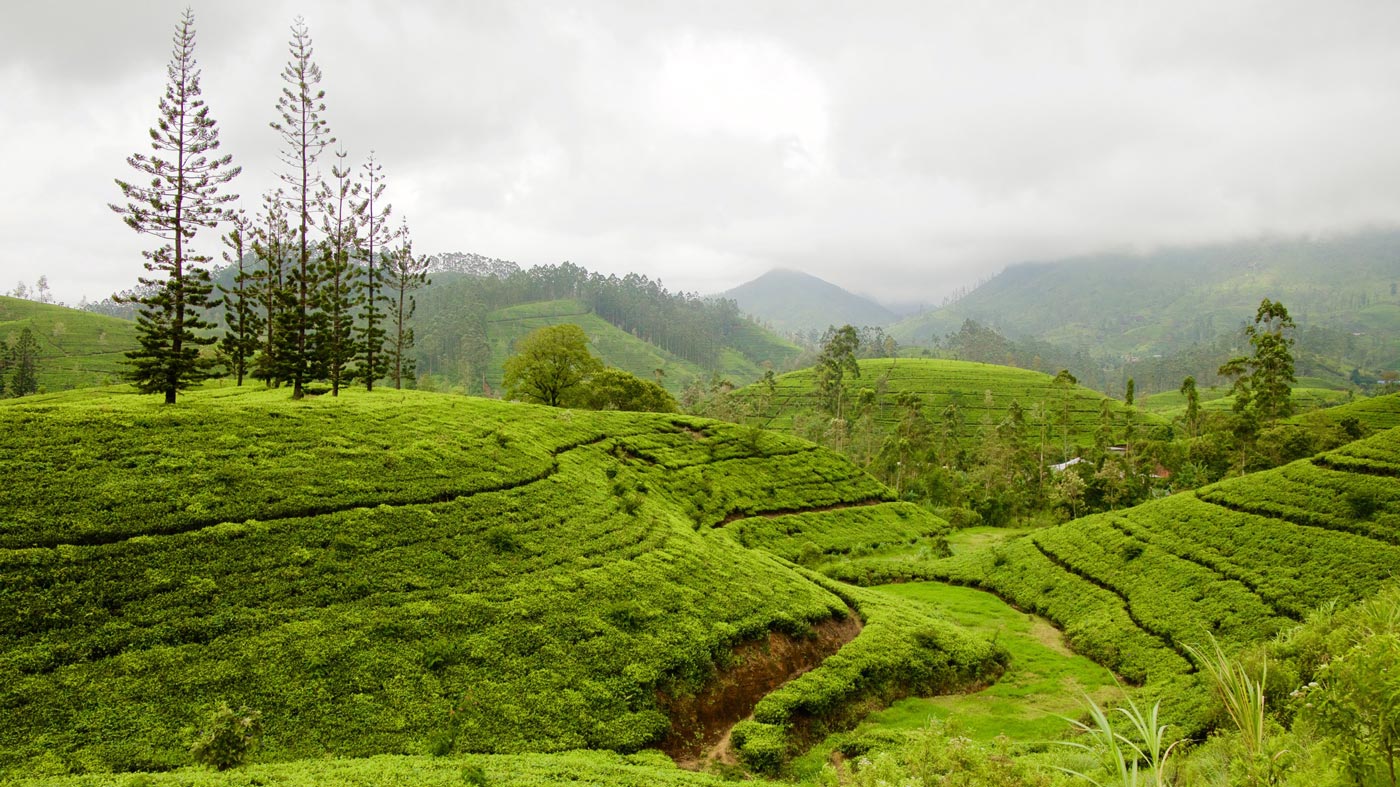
[8,327,39,397]
[354,154,392,391]
[384,221,429,389]
[583,367,678,413]
[250,190,293,386]
[314,150,362,396]
[503,324,603,407]
[815,325,861,417]
[111,9,240,404]
[216,210,261,386]
[189,703,261,771]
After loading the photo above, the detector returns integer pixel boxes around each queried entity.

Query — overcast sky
[4,1,1400,308]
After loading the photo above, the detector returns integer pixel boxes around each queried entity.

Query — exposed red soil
[657,612,864,765]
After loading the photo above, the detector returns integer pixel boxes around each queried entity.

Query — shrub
[189,702,261,770]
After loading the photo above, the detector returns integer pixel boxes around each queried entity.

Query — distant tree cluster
[502,324,676,412]
[6,277,55,305]
[112,11,429,403]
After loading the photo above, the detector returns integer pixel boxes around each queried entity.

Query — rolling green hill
[889,231,1400,367]
[738,357,1158,451]
[0,296,137,393]
[0,386,1002,778]
[722,269,897,335]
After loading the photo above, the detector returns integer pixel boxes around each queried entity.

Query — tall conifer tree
[384,218,431,389]
[315,149,361,395]
[354,153,392,389]
[217,208,261,386]
[251,190,292,386]
[111,9,240,403]
[270,17,334,399]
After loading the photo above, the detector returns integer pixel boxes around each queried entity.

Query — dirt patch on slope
[658,612,863,764]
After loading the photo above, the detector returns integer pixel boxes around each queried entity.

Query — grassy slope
[1138,386,1354,420]
[0,386,998,778]
[740,357,1159,450]
[482,299,779,394]
[924,425,1400,730]
[0,296,137,392]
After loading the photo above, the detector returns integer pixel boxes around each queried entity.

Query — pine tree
[354,153,392,389]
[251,190,293,386]
[217,208,261,385]
[384,218,430,389]
[110,9,240,403]
[270,16,334,399]
[9,328,40,397]
[314,149,361,395]
[0,337,9,397]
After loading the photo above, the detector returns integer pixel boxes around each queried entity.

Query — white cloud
[3,1,1399,306]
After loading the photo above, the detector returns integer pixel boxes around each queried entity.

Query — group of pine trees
[111,10,428,403]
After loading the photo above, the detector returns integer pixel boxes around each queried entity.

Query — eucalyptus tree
[110,9,240,403]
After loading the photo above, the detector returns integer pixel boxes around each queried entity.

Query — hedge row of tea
[0,387,981,777]
[15,750,734,787]
[742,358,1157,445]
[927,424,1400,731]
[730,576,1007,774]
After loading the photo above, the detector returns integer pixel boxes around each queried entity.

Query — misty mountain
[890,231,1400,365]
[722,269,897,335]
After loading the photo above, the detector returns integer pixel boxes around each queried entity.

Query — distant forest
[413,262,753,385]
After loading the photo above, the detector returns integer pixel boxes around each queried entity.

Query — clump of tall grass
[1185,633,1288,786]
[1057,691,1184,787]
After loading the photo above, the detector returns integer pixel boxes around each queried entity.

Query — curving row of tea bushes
[730,575,1008,775]
[1106,495,1400,619]
[1196,460,1400,542]
[0,386,994,778]
[738,358,1155,444]
[13,750,737,787]
[719,502,949,566]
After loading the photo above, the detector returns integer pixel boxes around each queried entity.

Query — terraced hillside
[480,299,798,394]
[1138,385,1353,420]
[739,357,1157,448]
[0,387,1002,778]
[0,296,137,392]
[926,425,1400,728]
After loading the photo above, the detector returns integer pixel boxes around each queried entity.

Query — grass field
[0,385,1000,779]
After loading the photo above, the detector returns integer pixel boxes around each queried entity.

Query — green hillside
[0,386,1002,778]
[889,231,1400,366]
[740,357,1157,450]
[922,425,1400,730]
[0,296,137,392]
[1138,385,1354,420]
[722,269,897,335]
